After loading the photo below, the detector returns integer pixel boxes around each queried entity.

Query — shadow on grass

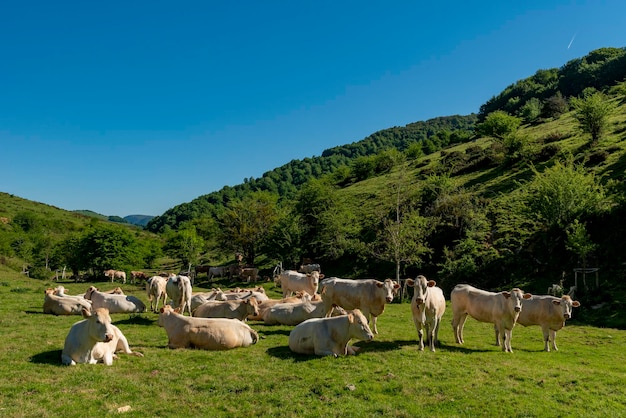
[257,329,291,337]
[30,349,62,365]
[113,315,156,326]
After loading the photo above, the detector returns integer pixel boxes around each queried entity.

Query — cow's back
[451,284,504,323]
[517,296,557,327]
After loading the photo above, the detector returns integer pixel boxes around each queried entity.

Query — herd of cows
[42,267,582,365]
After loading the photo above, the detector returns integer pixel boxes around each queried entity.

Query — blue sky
[1,1,625,217]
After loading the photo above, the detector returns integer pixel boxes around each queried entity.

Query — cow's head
[84,308,114,343]
[348,309,374,342]
[245,297,260,317]
[552,295,581,320]
[378,279,401,303]
[502,288,532,313]
[84,286,98,300]
[408,275,436,306]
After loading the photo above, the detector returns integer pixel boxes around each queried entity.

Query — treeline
[479,47,626,120]
[146,114,477,232]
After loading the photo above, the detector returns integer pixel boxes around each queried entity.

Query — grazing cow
[194,265,212,278]
[84,286,146,314]
[511,294,581,352]
[288,309,374,357]
[131,271,148,284]
[262,299,345,326]
[61,308,143,365]
[207,266,228,280]
[146,276,168,312]
[166,275,193,316]
[114,270,127,284]
[319,278,400,334]
[193,298,259,321]
[43,288,92,315]
[451,284,532,352]
[406,275,446,352]
[240,268,259,283]
[158,305,258,350]
[279,270,322,298]
[299,263,321,274]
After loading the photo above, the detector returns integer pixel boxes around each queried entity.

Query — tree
[78,224,141,276]
[218,191,279,265]
[164,224,204,269]
[570,91,617,144]
[475,111,521,141]
[566,219,597,274]
[518,97,542,123]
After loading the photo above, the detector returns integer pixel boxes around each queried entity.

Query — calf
[192,298,260,321]
[512,294,581,352]
[319,277,400,334]
[406,275,446,352]
[61,308,143,365]
[84,286,146,314]
[146,276,168,312]
[451,284,532,352]
[158,305,258,350]
[43,288,92,315]
[166,274,193,316]
[288,309,374,357]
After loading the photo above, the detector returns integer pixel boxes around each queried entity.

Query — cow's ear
[81,308,91,318]
[523,293,532,299]
[552,300,561,306]
[427,280,436,287]
[572,301,581,307]
[319,274,325,279]
[406,279,415,287]
[376,282,384,288]
[502,291,511,298]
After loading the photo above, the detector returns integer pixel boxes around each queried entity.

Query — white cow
[207,266,228,280]
[190,289,228,311]
[166,274,193,316]
[406,275,446,352]
[158,305,258,350]
[319,278,400,334]
[61,308,143,365]
[43,288,92,315]
[288,309,374,357]
[261,299,345,326]
[279,270,322,298]
[84,286,146,314]
[146,276,168,312]
[451,284,532,352]
[192,298,259,321]
[512,294,581,352]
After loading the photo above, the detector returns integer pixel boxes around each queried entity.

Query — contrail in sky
[567,33,577,49]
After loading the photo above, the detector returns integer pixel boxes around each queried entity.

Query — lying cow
[146,276,168,312]
[250,292,317,321]
[84,286,146,314]
[406,275,446,352]
[61,308,143,365]
[279,270,322,298]
[43,288,92,315]
[510,294,581,352]
[192,298,259,321]
[319,277,400,334]
[288,309,374,357]
[190,289,228,311]
[166,274,193,316]
[451,284,532,352]
[261,299,345,326]
[158,305,258,350]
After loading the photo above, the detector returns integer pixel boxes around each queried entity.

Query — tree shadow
[30,349,62,365]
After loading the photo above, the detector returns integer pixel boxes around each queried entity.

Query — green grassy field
[1,266,624,418]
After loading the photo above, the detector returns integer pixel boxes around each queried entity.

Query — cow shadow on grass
[113,315,156,326]
[30,349,62,365]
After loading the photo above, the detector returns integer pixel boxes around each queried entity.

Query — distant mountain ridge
[72,210,154,227]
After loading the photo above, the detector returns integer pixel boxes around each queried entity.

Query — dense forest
[2,47,626,327]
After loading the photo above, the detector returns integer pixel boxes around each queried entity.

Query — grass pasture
[1,268,625,417]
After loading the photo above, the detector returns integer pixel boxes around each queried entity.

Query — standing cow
[288,309,374,357]
[319,277,400,334]
[166,274,193,316]
[146,276,168,312]
[279,270,322,298]
[451,284,532,352]
[509,294,581,352]
[406,275,446,352]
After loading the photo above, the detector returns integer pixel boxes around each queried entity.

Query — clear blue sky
[1,1,624,217]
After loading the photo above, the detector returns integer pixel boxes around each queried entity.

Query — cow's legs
[452,313,467,344]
